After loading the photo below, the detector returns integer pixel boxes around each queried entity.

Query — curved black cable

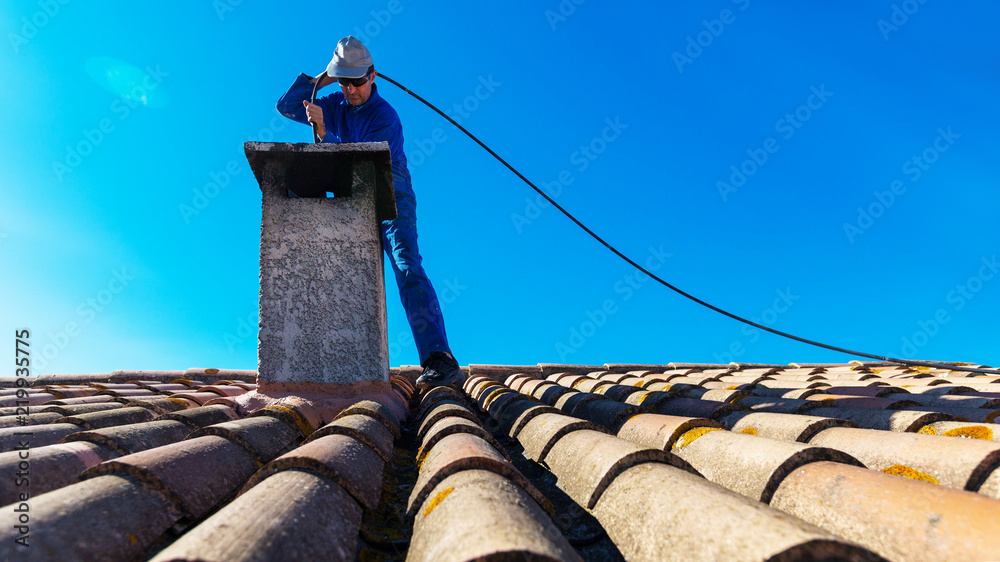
[309,72,327,143]
[376,72,999,376]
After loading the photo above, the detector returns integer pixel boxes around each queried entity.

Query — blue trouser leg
[381,198,451,365]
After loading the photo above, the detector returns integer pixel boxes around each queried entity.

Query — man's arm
[276,73,338,141]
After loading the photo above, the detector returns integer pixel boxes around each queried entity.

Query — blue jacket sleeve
[275,73,315,126]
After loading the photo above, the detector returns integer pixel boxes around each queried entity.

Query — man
[276,36,463,389]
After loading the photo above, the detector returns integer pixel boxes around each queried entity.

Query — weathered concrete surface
[247,142,395,386]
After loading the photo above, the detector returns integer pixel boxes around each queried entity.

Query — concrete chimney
[245,141,396,388]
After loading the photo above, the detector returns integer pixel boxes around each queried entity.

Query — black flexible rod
[375,71,999,376]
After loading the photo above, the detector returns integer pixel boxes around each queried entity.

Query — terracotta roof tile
[54,405,157,430]
[569,397,642,432]
[623,389,673,410]
[771,461,1000,561]
[698,388,752,403]
[0,393,54,407]
[309,413,394,462]
[538,364,606,376]
[596,372,637,384]
[738,395,825,414]
[416,386,467,416]
[903,404,1000,423]
[0,474,183,560]
[890,393,1000,409]
[416,416,501,467]
[6,361,1000,559]
[616,413,722,450]
[0,423,80,451]
[719,411,857,442]
[640,379,673,391]
[81,435,259,519]
[467,364,542,379]
[553,390,600,414]
[468,379,503,401]
[36,402,125,416]
[517,412,608,463]
[804,394,921,409]
[592,462,877,561]
[544,428,696,509]
[150,469,363,562]
[654,396,744,419]
[189,416,301,464]
[63,419,193,456]
[123,397,189,414]
[493,398,559,439]
[817,385,898,397]
[0,441,116,504]
[481,388,525,418]
[716,374,770,385]
[416,401,479,442]
[247,433,384,510]
[195,384,247,397]
[505,374,536,391]
[167,392,214,406]
[539,372,570,385]
[671,428,865,503]
[533,382,574,404]
[808,426,1000,495]
[514,377,548,395]
[808,406,956,432]
[755,379,827,390]
[0,411,62,428]
[918,420,1000,441]
[595,383,645,402]
[408,469,582,562]
[161,404,240,430]
[45,387,99,399]
[901,384,975,395]
[406,432,547,518]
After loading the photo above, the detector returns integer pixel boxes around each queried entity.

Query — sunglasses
[338,74,371,88]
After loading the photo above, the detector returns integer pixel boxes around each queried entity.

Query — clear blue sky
[3,1,998,375]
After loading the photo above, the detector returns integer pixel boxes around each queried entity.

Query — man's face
[341,70,376,106]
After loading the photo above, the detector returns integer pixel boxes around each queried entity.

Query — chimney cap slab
[245,141,396,220]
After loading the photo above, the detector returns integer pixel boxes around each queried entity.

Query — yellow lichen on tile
[882,464,939,485]
[482,390,503,409]
[624,413,645,425]
[942,426,993,440]
[672,427,724,450]
[269,404,314,436]
[739,427,758,435]
[423,487,454,517]
[917,425,938,436]
[205,368,220,375]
